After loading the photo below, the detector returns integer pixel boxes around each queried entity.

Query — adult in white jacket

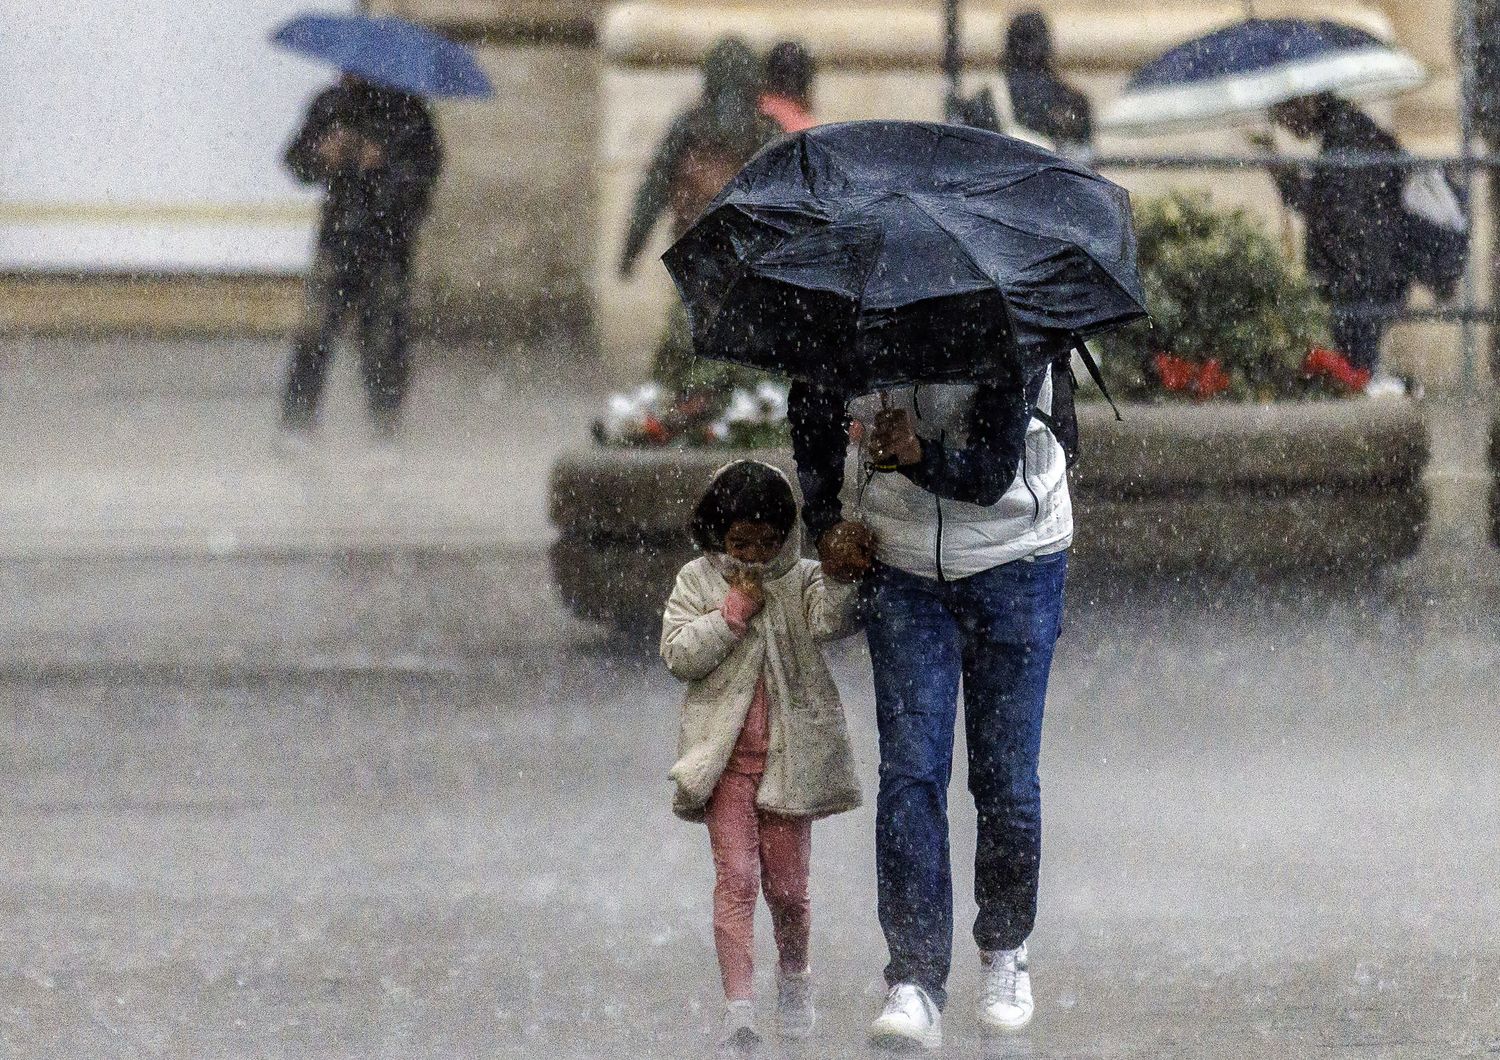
[789,368,1073,1049]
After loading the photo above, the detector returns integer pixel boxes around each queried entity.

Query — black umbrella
[663,120,1147,394]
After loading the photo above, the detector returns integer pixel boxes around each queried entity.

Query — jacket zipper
[935,427,947,583]
[913,385,947,583]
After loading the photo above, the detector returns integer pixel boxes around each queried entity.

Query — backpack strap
[1074,337,1121,421]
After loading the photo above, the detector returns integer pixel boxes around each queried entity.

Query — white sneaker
[775,968,815,1040]
[869,983,942,1051]
[719,1000,760,1050]
[976,944,1034,1033]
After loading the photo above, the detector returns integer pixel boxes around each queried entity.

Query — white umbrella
[1101,18,1426,136]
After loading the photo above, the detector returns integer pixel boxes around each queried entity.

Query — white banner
[0,0,356,274]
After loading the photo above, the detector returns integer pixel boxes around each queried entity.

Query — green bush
[1096,190,1332,401]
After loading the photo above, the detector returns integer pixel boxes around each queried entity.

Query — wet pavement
[3,556,1499,1060]
[1,340,1498,1058]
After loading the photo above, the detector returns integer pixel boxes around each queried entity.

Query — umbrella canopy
[663,121,1146,394]
[273,14,494,99]
[1101,19,1425,135]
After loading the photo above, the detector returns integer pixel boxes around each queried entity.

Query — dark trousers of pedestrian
[861,552,1068,1010]
[1330,302,1395,373]
[281,249,414,431]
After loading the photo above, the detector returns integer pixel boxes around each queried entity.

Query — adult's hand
[869,409,923,470]
[818,521,877,582]
[314,126,354,170]
[353,137,385,172]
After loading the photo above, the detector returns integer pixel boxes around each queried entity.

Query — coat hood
[698,460,803,581]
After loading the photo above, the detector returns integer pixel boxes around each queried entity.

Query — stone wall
[413,43,600,344]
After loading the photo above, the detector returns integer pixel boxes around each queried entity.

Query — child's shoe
[775,967,815,1039]
[719,1000,760,1050]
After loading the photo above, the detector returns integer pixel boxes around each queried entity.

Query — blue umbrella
[1101,19,1425,135]
[273,14,494,99]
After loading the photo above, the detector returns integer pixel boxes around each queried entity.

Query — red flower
[1152,353,1232,399]
[1303,347,1372,394]
[640,415,671,445]
[1153,353,1199,392]
[1196,358,1231,398]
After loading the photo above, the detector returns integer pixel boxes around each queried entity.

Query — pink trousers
[704,770,812,1001]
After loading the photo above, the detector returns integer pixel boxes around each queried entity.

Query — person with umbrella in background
[1101,18,1443,396]
[279,73,442,441]
[619,37,777,397]
[665,120,1146,1049]
[271,13,491,445]
[1254,93,1415,395]
[759,41,818,135]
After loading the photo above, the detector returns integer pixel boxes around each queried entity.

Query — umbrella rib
[905,195,1009,296]
[908,195,1144,333]
[945,186,1147,311]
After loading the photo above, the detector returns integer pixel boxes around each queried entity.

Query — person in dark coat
[946,11,1093,160]
[619,37,777,395]
[1261,92,1411,381]
[1003,11,1092,156]
[279,73,443,439]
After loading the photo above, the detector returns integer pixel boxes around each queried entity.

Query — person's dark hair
[688,461,797,552]
[764,41,815,102]
[1004,10,1054,73]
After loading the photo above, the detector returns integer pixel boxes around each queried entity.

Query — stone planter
[550,399,1429,630]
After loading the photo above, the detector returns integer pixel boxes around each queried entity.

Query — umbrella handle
[872,390,899,472]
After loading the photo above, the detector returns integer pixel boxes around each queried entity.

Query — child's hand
[727,569,766,610]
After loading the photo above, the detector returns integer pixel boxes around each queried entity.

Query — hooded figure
[1004,11,1093,155]
[660,461,862,823]
[619,37,776,276]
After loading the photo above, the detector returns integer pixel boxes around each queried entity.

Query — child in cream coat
[661,460,862,1048]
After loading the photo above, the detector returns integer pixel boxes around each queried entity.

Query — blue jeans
[862,552,1068,1008]
[1330,302,1395,373]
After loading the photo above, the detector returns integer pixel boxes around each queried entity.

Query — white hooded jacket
[846,375,1073,580]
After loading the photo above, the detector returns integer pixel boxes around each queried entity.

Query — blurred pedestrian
[1255,93,1411,394]
[947,11,1093,160]
[1003,11,1093,157]
[618,37,777,396]
[619,37,772,278]
[661,460,862,1049]
[278,73,443,442]
[759,41,817,134]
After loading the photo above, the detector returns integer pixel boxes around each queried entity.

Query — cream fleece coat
[661,531,863,824]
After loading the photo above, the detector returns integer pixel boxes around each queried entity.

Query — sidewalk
[0,336,607,558]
